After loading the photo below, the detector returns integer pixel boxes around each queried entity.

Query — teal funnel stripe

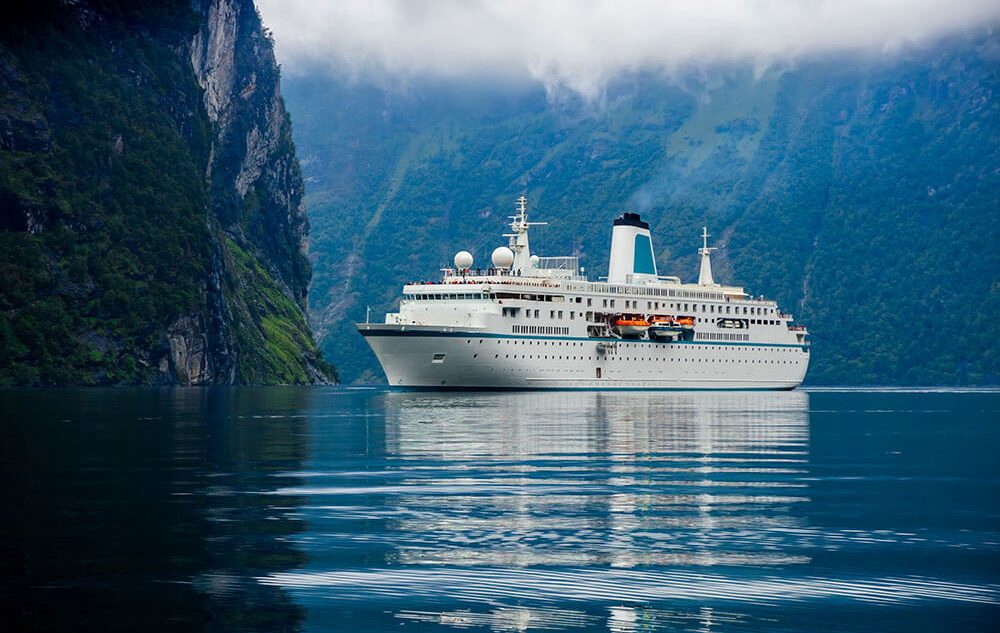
[633,233,656,275]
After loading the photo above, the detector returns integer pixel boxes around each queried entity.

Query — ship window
[603,299,607,307]
[587,298,592,306]
[558,311,563,319]
[610,300,616,307]
[534,310,540,318]
[570,311,574,320]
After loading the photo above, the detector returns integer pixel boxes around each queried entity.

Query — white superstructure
[357,197,810,390]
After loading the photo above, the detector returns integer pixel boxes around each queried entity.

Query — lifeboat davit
[612,315,649,338]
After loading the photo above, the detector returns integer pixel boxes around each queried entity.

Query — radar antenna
[503,195,546,273]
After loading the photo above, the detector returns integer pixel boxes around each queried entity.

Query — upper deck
[404,260,780,312]
[376,198,807,347]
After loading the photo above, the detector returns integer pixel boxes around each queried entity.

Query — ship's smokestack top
[613,212,649,230]
[608,212,657,284]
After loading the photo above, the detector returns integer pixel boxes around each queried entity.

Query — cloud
[257,0,1000,99]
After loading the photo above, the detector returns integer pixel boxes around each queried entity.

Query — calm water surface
[2,388,998,631]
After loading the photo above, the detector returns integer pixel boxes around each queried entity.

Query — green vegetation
[224,237,335,384]
[0,1,332,385]
[0,3,211,384]
[288,46,998,385]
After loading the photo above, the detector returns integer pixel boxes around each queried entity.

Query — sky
[257,0,1000,99]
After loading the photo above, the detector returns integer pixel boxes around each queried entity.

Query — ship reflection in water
[261,389,1000,631]
[377,391,812,569]
[5,388,997,632]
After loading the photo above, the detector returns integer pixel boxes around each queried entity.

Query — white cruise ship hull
[358,324,808,391]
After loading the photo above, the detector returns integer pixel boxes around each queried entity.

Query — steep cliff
[0,0,333,385]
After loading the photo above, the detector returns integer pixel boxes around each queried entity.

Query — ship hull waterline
[358,324,808,391]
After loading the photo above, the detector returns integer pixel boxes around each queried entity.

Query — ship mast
[503,195,546,273]
[698,226,717,286]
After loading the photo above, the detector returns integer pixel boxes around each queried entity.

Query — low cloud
[258,0,1000,99]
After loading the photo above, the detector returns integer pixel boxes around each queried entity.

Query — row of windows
[467,338,805,353]
[403,292,486,301]
[512,325,570,335]
[402,290,781,321]
[487,352,801,365]
[563,283,726,301]
[501,307,779,325]
[697,332,750,342]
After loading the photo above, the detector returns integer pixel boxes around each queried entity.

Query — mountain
[0,0,334,385]
[286,37,999,386]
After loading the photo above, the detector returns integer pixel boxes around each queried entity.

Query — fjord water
[2,389,997,631]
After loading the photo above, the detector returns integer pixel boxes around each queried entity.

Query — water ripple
[258,568,998,606]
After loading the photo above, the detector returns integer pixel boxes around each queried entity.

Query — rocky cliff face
[192,0,311,300]
[0,0,332,385]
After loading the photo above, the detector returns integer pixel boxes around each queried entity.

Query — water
[2,388,998,632]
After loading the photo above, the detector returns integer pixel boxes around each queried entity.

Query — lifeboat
[648,315,683,340]
[675,315,695,330]
[672,315,696,341]
[612,315,649,338]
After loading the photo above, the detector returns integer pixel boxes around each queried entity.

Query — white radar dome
[453,250,473,271]
[491,246,514,269]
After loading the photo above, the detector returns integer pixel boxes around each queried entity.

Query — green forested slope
[287,39,999,385]
[0,0,332,385]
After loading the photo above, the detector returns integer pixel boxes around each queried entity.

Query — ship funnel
[607,212,658,284]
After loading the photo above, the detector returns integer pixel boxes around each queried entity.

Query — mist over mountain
[262,0,1000,101]
[285,35,999,385]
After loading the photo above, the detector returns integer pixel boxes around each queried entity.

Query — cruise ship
[357,196,810,390]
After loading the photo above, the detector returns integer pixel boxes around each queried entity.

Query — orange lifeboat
[612,315,649,338]
[675,316,695,330]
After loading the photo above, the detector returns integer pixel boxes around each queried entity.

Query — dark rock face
[0,0,333,385]
[191,0,311,304]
